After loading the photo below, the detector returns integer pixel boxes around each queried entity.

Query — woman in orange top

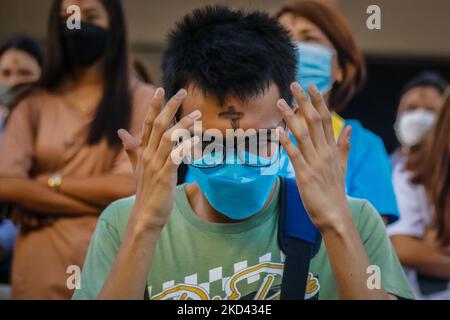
[0,0,153,299]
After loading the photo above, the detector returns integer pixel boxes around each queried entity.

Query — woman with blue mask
[276,1,399,225]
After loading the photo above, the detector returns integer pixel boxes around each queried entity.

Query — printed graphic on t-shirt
[149,251,320,300]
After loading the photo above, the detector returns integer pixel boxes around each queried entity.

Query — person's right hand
[119,88,201,232]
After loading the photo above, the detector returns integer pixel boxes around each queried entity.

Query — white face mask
[394,109,436,147]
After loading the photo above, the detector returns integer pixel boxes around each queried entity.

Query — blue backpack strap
[278,177,321,300]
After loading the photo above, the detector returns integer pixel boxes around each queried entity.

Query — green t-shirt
[73,181,414,300]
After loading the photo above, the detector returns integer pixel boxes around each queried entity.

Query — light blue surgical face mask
[188,151,279,220]
[295,42,334,95]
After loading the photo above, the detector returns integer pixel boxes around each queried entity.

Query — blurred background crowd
[0,0,449,300]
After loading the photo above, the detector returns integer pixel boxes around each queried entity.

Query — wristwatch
[48,173,62,190]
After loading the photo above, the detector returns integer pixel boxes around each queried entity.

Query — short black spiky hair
[162,5,296,107]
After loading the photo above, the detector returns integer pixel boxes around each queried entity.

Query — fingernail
[310,84,319,95]
[277,126,286,137]
[188,110,201,120]
[155,88,164,99]
[277,99,290,110]
[176,89,187,99]
[291,82,303,92]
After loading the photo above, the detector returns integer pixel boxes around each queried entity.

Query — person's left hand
[277,82,352,232]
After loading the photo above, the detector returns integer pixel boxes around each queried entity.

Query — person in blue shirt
[273,2,399,224]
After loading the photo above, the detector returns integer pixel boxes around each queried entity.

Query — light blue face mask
[295,42,334,95]
[188,151,279,220]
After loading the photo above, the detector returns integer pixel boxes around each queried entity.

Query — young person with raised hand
[73,6,413,300]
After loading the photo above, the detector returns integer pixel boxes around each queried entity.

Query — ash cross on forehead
[218,106,244,129]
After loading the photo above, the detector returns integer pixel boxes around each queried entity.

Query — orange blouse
[0,82,153,299]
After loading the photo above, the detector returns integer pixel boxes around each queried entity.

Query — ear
[335,66,344,84]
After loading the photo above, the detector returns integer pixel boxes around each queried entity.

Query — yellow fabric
[331,112,345,140]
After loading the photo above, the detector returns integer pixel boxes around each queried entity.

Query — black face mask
[60,21,108,68]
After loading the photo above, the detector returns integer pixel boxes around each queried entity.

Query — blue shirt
[185,119,399,224]
[277,119,399,224]
[345,119,399,223]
